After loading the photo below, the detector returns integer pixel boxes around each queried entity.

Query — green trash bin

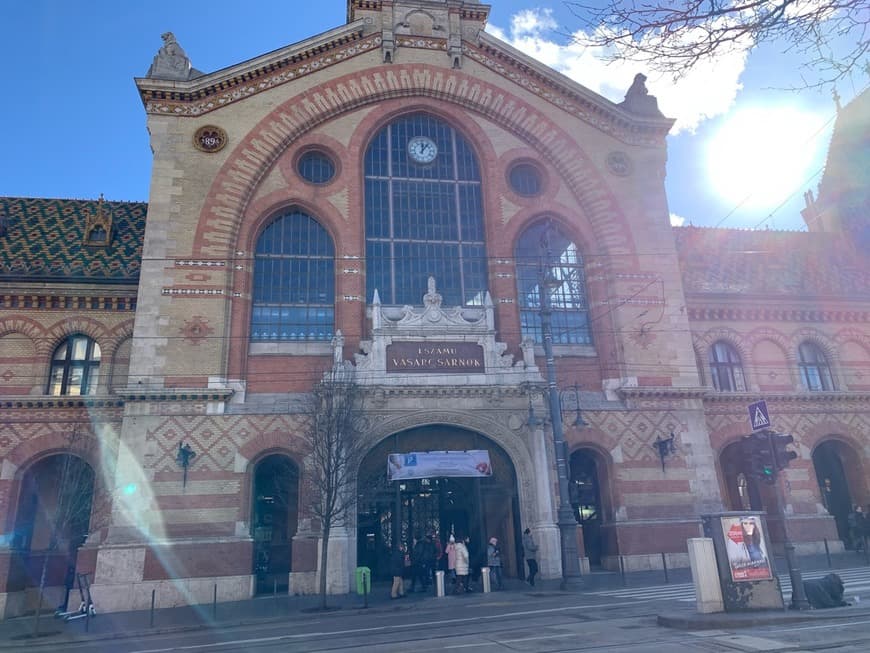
[355,566,371,595]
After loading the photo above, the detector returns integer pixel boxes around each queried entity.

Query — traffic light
[771,433,798,471]
[743,431,776,484]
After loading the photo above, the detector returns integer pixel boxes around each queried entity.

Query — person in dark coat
[803,573,848,608]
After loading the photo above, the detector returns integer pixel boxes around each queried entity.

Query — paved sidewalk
[1,551,866,647]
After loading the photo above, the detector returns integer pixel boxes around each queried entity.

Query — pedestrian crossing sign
[748,400,771,431]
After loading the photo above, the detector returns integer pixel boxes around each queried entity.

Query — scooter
[55,573,95,621]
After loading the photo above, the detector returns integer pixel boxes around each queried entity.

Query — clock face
[407,136,438,164]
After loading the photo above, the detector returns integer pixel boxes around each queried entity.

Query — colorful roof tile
[0,197,146,283]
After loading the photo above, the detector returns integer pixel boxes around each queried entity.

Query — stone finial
[146,32,203,81]
[619,73,665,118]
[332,330,345,367]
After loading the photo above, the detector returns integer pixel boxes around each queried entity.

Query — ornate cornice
[618,386,709,400]
[136,25,673,146]
[136,29,374,115]
[471,34,674,145]
[687,305,869,323]
[114,388,234,402]
[0,396,125,410]
[702,390,870,404]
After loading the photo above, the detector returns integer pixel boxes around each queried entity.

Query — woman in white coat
[453,535,470,593]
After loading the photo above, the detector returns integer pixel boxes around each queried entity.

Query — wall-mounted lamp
[176,442,197,488]
[653,432,677,472]
[560,383,588,428]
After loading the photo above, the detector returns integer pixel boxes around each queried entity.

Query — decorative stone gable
[350,277,541,386]
[348,0,489,67]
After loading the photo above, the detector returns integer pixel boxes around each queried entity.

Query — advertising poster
[387,450,492,481]
[722,515,773,582]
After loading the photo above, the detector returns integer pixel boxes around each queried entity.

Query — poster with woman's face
[721,515,773,582]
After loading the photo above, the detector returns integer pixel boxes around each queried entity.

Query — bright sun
[706,106,828,210]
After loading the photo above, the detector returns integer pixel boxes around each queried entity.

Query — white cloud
[487,9,749,134]
[670,213,687,226]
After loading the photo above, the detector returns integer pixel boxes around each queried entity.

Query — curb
[657,604,870,630]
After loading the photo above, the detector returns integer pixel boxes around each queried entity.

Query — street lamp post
[538,251,584,590]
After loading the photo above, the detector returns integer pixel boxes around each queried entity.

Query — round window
[508,163,543,197]
[298,151,336,184]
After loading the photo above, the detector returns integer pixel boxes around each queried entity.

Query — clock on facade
[407,136,438,164]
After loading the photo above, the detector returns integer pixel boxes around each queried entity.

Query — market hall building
[1,0,868,617]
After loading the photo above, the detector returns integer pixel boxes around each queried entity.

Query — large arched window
[709,341,746,391]
[251,210,335,341]
[48,334,101,396]
[364,113,487,306]
[798,341,834,391]
[515,222,591,345]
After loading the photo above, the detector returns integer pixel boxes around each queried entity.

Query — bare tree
[31,427,99,635]
[566,0,869,89]
[305,364,366,609]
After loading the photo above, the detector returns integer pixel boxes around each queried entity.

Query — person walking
[409,535,428,592]
[522,528,539,587]
[487,536,503,590]
[390,544,407,599]
[454,535,470,593]
[849,505,866,552]
[445,534,457,589]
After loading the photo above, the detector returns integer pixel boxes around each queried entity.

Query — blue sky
[1,1,863,231]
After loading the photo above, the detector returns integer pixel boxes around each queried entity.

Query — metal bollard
[824,538,832,568]
[481,567,491,593]
[619,556,627,587]
[661,552,669,584]
[150,589,156,627]
[434,570,445,597]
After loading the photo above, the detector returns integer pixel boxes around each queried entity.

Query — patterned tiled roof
[674,225,869,297]
[0,197,146,283]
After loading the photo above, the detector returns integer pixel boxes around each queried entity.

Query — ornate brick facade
[1,0,867,618]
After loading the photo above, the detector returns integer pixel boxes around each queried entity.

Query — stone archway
[813,439,866,549]
[10,453,95,611]
[569,447,613,567]
[357,425,521,582]
[250,453,299,594]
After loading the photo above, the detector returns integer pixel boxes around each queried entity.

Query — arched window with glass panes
[250,210,335,341]
[48,334,101,396]
[515,221,591,345]
[364,113,487,306]
[708,340,746,391]
[798,341,834,391]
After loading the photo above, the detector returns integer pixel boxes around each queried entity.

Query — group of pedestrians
[389,528,541,598]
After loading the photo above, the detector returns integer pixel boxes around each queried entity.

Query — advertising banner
[721,514,773,582]
[387,450,492,481]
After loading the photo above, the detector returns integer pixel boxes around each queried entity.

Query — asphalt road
[8,587,870,653]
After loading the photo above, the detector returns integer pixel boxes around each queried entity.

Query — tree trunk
[32,550,51,636]
[319,525,331,609]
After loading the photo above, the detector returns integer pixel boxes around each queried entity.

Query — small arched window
[708,341,746,391]
[48,334,101,396]
[251,210,335,341]
[798,341,834,391]
[515,222,591,345]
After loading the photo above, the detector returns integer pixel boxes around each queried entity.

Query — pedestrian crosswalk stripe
[587,567,870,603]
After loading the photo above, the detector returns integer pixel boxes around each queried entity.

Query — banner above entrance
[387,450,492,481]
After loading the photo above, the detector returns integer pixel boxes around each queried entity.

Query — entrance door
[357,426,521,581]
[813,440,863,548]
[251,454,299,594]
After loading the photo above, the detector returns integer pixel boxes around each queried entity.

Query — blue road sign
[748,400,771,431]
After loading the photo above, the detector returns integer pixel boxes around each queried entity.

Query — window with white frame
[48,334,101,396]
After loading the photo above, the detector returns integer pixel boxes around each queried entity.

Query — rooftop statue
[619,73,665,118]
[146,32,204,81]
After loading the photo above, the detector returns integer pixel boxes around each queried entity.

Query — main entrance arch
[357,425,521,581]
[813,439,866,549]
